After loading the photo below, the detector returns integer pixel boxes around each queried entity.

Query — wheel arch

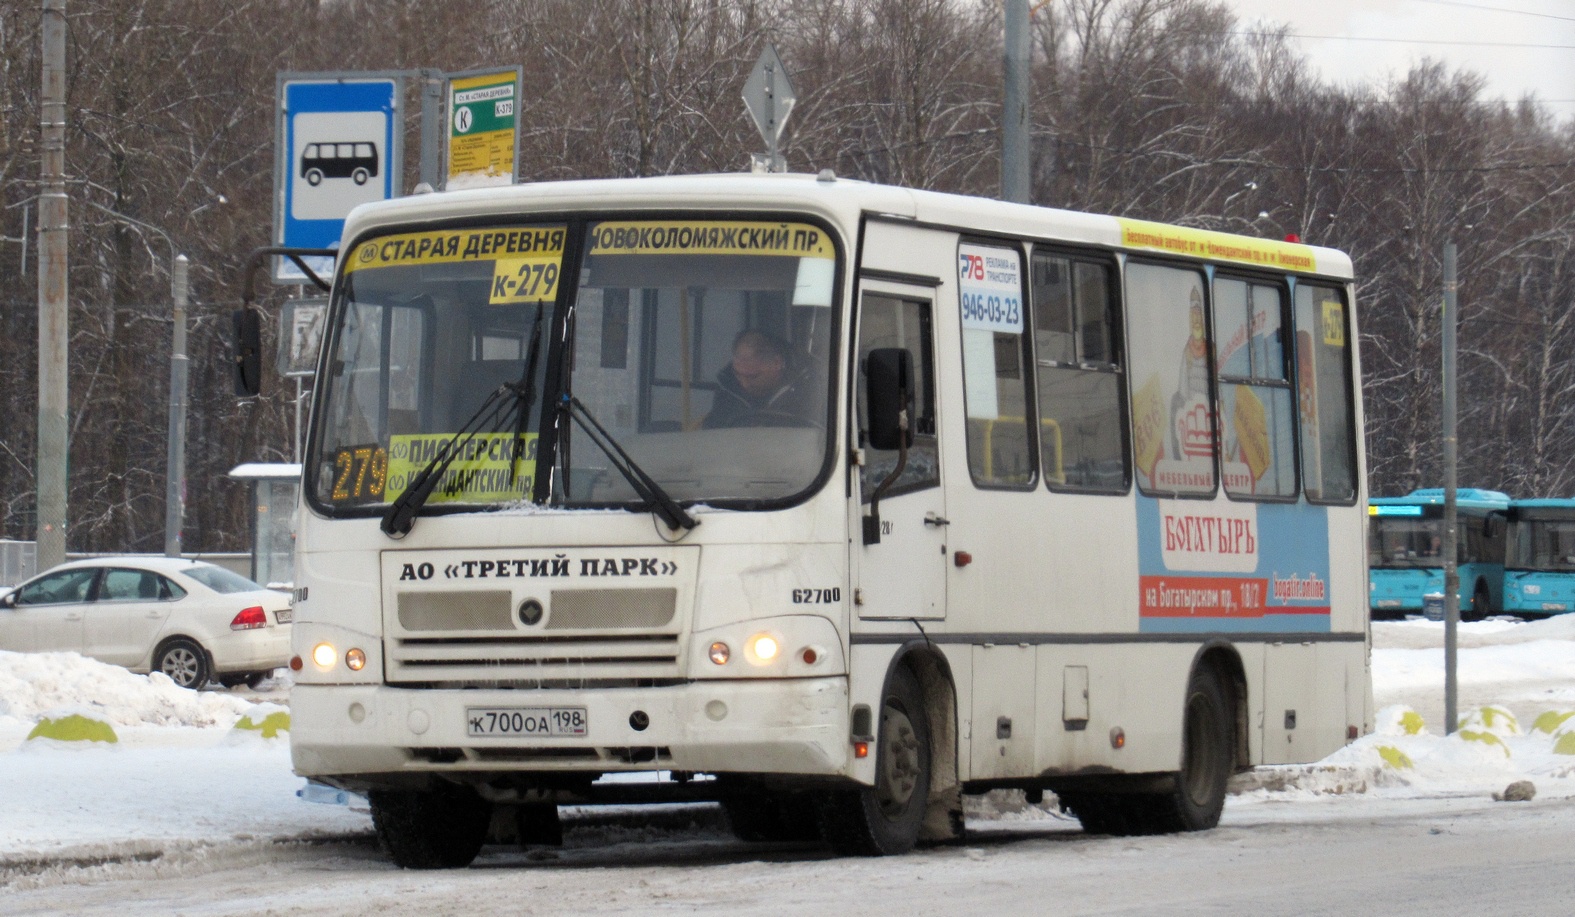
[1188,640,1248,771]
[884,639,963,841]
[151,633,214,674]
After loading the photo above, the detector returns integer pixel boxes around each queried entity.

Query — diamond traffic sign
[742,45,796,154]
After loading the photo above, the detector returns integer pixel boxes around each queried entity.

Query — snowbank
[0,650,255,730]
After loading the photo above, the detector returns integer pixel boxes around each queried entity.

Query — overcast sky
[1216,0,1575,122]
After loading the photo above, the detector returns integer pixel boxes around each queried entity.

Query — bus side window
[1126,261,1215,497]
[1293,284,1357,503]
[958,242,1034,488]
[1031,251,1128,492]
[857,294,938,499]
[1213,276,1295,499]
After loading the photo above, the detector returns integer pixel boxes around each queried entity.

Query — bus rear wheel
[369,783,492,869]
[1064,667,1233,836]
[818,665,931,856]
[1159,665,1234,832]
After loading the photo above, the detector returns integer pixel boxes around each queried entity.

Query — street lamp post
[81,200,189,558]
[166,255,190,558]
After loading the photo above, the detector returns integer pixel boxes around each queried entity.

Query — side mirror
[0,592,16,609]
[865,347,914,451]
[233,308,263,396]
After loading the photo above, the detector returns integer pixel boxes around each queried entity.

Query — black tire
[1464,582,1491,622]
[818,665,931,856]
[305,168,322,186]
[1157,665,1234,832]
[722,792,821,843]
[1063,791,1161,837]
[1060,792,1112,835]
[155,638,210,690]
[218,671,273,689]
[515,803,563,848]
[352,167,369,185]
[369,784,492,869]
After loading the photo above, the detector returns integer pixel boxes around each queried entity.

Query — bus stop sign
[275,75,403,282]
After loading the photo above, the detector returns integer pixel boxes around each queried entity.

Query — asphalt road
[8,793,1575,916]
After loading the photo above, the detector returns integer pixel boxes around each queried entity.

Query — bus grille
[385,633,682,685]
[380,546,697,686]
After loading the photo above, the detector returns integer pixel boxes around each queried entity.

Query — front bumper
[291,676,850,786]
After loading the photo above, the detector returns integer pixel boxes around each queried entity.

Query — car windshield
[307,218,839,517]
[183,564,267,594]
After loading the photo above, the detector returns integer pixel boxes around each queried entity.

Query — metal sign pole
[1442,241,1459,734]
[164,254,189,557]
[1002,0,1031,203]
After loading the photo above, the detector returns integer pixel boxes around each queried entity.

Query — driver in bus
[703,329,813,428]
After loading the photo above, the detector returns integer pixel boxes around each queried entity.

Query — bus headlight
[311,642,337,670]
[691,616,845,678]
[747,633,780,664]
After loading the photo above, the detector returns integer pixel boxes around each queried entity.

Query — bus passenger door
[853,291,947,621]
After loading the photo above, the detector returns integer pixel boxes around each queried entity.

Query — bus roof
[1499,501,1575,519]
[338,172,1356,281]
[1370,488,1511,512]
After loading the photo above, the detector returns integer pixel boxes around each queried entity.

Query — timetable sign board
[447,68,520,190]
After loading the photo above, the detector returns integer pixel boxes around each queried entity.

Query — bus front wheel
[1463,582,1491,622]
[369,783,491,869]
[818,665,931,855]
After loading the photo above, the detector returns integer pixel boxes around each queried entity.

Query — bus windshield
[1368,517,1444,568]
[1509,515,1575,572]
[307,218,838,516]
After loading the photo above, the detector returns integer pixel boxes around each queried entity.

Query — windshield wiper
[559,394,698,532]
[381,307,549,538]
[380,382,531,537]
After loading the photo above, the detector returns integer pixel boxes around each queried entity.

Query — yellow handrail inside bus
[974,416,1062,483]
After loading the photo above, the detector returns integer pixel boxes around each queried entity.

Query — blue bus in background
[1368,488,1509,620]
[1502,498,1575,617]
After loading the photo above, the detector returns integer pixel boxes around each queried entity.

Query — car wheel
[156,637,210,689]
[218,671,272,689]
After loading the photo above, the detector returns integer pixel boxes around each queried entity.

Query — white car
[0,557,292,689]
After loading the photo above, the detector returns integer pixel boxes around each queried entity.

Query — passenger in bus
[703,329,813,428]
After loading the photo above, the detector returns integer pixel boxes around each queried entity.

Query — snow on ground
[2,617,1574,870]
